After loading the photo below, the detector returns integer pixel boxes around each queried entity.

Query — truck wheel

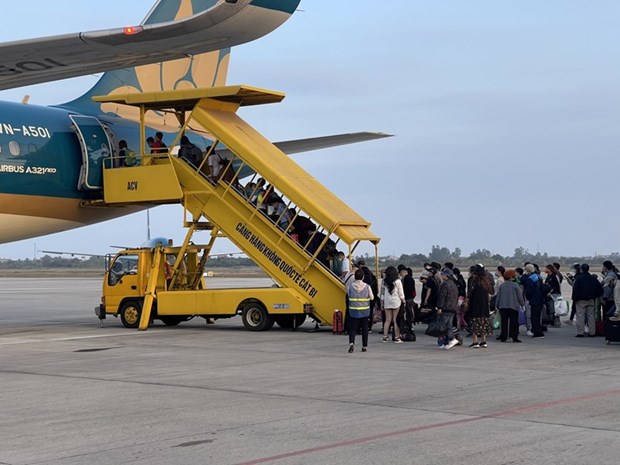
[160,316,186,326]
[120,300,142,328]
[274,314,307,329]
[242,303,273,331]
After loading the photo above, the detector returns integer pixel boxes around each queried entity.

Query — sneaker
[348,344,354,353]
[479,341,488,348]
[382,336,389,342]
[394,338,403,344]
[610,315,620,322]
[446,338,459,349]
[526,330,534,337]
[575,334,585,338]
[438,345,446,349]
[512,339,522,343]
[532,334,545,338]
[469,342,480,348]
[361,347,367,352]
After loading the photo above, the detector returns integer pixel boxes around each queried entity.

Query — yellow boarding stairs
[94,85,380,328]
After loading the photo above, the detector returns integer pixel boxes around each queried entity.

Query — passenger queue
[342,260,620,352]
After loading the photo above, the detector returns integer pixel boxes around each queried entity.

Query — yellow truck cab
[96,244,311,331]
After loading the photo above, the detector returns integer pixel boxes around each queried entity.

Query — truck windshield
[108,254,139,286]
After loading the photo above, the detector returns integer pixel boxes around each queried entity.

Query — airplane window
[9,141,20,156]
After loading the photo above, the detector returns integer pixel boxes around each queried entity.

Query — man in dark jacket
[437,268,460,349]
[522,264,545,338]
[571,263,603,337]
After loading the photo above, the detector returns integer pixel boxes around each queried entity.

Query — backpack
[603,272,617,300]
[540,280,552,297]
[124,150,138,167]
[183,144,203,166]
[189,145,204,165]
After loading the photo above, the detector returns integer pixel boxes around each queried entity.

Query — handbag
[425,315,448,337]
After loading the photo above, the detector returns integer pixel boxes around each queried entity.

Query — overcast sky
[1,0,619,260]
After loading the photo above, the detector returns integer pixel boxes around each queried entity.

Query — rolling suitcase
[604,319,620,344]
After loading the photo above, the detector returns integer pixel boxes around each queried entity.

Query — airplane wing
[0,0,299,91]
[273,132,393,155]
[214,132,393,158]
[40,250,105,258]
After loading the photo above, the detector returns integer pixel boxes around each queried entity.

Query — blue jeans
[439,311,455,340]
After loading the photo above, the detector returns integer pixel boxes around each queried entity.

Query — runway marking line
[0,332,147,346]
[235,388,620,465]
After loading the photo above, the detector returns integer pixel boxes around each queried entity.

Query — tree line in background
[366,245,619,269]
[0,245,617,270]
[0,254,256,269]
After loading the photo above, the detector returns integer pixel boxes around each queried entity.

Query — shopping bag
[372,305,383,324]
[554,297,568,316]
[492,310,501,330]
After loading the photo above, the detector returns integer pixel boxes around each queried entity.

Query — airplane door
[70,115,111,190]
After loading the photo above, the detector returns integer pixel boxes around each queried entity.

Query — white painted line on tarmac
[53,333,148,341]
[0,331,151,346]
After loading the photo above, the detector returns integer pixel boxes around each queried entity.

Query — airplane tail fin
[62,0,231,127]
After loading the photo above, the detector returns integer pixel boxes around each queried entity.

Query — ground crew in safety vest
[347,268,374,353]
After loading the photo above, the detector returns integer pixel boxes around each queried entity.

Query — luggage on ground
[604,319,620,344]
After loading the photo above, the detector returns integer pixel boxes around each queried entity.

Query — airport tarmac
[0,277,619,465]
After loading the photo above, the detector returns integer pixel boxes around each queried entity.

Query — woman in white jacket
[381,266,405,343]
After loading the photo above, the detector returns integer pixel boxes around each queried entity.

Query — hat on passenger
[440,268,454,277]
